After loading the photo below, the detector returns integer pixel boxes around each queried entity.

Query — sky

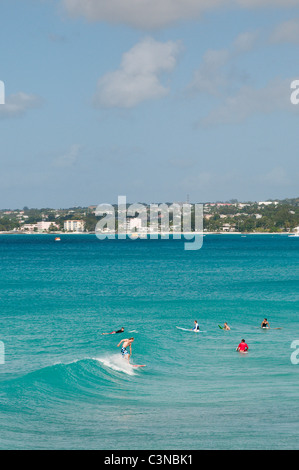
[1,0,299,208]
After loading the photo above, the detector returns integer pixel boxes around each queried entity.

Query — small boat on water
[55,237,61,241]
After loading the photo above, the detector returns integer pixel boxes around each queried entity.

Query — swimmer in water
[236,339,249,353]
[261,319,270,329]
[102,327,124,335]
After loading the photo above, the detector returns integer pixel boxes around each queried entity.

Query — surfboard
[176,326,205,333]
[254,327,282,330]
[218,325,224,329]
[263,327,282,330]
[132,364,146,368]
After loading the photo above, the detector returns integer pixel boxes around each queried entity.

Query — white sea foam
[94,354,136,376]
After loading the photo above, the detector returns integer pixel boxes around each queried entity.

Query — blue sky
[1,0,299,208]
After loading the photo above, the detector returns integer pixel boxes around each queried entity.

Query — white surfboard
[176,326,206,333]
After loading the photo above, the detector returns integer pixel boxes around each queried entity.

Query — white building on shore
[127,217,143,232]
[258,201,279,206]
[22,224,38,232]
[37,221,58,232]
[64,220,85,232]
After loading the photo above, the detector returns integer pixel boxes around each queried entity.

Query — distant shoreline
[0,231,294,236]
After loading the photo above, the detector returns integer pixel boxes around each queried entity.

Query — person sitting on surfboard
[236,339,249,352]
[261,319,270,329]
[102,327,124,335]
[192,321,200,332]
[117,337,134,362]
[218,322,230,330]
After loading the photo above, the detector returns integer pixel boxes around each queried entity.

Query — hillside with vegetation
[0,198,298,233]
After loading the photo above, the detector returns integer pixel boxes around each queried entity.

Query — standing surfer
[117,337,134,362]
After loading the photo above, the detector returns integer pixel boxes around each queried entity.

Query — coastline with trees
[0,198,298,234]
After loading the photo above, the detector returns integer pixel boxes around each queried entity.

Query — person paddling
[102,327,124,335]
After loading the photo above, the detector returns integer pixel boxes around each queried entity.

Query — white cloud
[178,169,240,197]
[188,31,258,95]
[53,144,81,168]
[257,167,290,187]
[62,0,219,29]
[93,38,181,108]
[61,0,299,29]
[189,49,230,95]
[0,92,42,119]
[236,0,298,7]
[200,78,295,125]
[189,29,298,126]
[168,157,196,169]
[232,31,259,54]
[270,19,299,44]
[48,33,68,43]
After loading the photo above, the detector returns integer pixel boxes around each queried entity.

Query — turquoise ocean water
[0,234,298,450]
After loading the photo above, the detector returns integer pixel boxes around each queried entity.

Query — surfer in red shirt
[236,339,249,352]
